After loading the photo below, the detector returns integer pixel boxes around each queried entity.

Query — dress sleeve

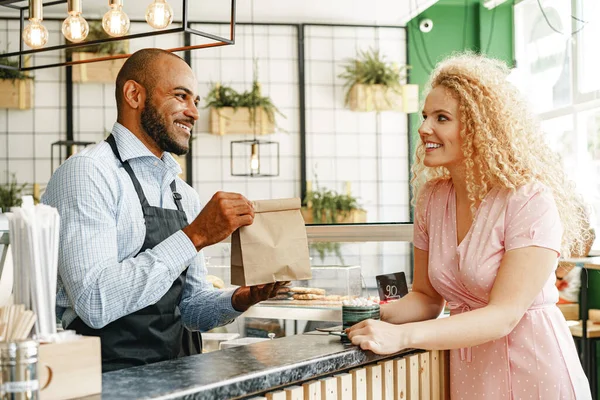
[413,181,437,251]
[504,182,562,257]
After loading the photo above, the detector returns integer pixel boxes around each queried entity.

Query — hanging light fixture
[145,0,174,30]
[102,0,130,37]
[22,0,49,49]
[228,0,280,178]
[0,0,237,71]
[62,0,89,43]
[230,139,280,177]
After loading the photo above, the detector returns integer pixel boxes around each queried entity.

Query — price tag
[375,272,408,301]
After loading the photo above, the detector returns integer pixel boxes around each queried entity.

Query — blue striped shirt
[42,122,240,331]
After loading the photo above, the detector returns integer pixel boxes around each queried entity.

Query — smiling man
[42,48,284,372]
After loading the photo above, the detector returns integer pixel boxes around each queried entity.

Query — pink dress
[414,179,591,399]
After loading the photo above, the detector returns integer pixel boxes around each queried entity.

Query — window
[515,0,600,251]
[578,0,600,94]
[514,0,573,113]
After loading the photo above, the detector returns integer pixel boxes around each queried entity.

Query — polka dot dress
[414,179,591,400]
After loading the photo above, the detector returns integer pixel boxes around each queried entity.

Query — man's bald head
[115,48,184,113]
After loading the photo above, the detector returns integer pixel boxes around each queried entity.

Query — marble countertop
[89,332,416,399]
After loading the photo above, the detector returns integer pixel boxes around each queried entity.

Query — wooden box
[38,336,102,400]
[71,52,126,83]
[0,79,33,110]
[301,208,367,224]
[348,83,419,113]
[348,84,402,112]
[209,107,274,135]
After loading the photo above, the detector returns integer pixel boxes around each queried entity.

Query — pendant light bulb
[250,143,260,174]
[62,0,89,43]
[145,0,174,30]
[102,0,130,37]
[22,0,48,49]
[23,19,48,49]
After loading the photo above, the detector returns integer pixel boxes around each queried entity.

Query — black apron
[68,134,201,372]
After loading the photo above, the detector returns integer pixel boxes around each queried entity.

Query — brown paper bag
[231,198,311,286]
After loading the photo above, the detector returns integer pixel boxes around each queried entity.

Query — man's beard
[141,98,190,156]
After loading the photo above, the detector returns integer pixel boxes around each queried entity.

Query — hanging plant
[67,21,128,56]
[67,20,129,84]
[0,56,32,81]
[339,48,416,113]
[0,55,33,109]
[302,183,366,264]
[205,66,286,135]
[302,186,365,224]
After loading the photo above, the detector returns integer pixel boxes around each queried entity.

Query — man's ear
[122,80,146,110]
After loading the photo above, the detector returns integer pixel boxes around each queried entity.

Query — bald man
[43,48,284,372]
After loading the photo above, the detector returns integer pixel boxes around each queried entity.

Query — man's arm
[43,157,196,329]
[178,192,284,331]
[179,253,239,331]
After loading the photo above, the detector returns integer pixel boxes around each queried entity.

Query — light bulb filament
[31,26,42,45]
[110,12,121,34]
[153,4,166,26]
[250,144,259,173]
[70,18,82,40]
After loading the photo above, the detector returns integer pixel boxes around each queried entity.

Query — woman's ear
[122,80,146,110]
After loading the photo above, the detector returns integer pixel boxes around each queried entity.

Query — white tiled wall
[304,25,410,224]
[0,21,412,282]
[0,20,66,187]
[189,23,302,206]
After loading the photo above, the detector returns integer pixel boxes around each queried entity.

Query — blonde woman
[347,53,592,399]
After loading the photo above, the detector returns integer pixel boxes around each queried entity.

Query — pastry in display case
[264,265,363,306]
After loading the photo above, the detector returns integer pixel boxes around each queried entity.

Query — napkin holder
[38,336,102,400]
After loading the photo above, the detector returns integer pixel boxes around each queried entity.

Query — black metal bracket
[0,0,236,71]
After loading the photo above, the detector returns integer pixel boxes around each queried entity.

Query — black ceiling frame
[0,0,236,71]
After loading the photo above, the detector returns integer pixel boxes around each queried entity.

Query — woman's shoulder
[416,178,452,210]
[495,181,556,214]
[506,181,553,202]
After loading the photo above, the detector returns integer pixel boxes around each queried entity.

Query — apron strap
[106,134,184,211]
[106,134,150,208]
[170,181,184,213]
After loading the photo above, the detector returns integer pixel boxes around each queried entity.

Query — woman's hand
[346,319,410,355]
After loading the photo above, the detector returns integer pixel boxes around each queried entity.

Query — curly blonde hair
[411,52,591,257]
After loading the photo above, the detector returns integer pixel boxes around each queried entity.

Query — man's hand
[231,282,289,312]
[183,191,254,251]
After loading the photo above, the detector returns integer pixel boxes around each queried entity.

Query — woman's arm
[381,247,445,324]
[348,246,557,354]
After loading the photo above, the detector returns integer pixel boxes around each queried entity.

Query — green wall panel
[406,0,514,168]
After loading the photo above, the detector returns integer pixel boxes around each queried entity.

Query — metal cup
[0,340,39,400]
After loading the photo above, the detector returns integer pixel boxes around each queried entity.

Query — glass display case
[202,223,414,334]
[297,265,362,298]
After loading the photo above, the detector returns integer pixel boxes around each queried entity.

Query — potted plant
[205,79,285,135]
[339,48,418,113]
[0,174,31,212]
[301,186,366,224]
[0,56,33,110]
[69,21,128,83]
[302,186,366,263]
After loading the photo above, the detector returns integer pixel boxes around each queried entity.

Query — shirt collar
[111,122,183,175]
